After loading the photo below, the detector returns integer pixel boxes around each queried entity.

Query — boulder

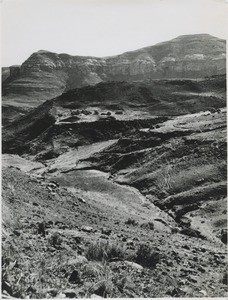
[66,256,88,267]
[124,261,143,271]
[81,226,94,233]
[221,229,227,244]
[68,270,81,284]
[63,289,77,298]
[101,228,112,235]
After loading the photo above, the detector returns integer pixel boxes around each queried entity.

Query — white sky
[1,0,228,67]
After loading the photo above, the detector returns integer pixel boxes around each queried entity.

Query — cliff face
[2,34,226,105]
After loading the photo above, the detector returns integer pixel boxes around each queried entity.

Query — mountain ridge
[2,34,226,110]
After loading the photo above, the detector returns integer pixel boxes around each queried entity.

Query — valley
[1,33,227,299]
[2,105,227,298]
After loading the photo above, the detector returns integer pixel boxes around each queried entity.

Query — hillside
[2,75,226,152]
[2,108,227,298]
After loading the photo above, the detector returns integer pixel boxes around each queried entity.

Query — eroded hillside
[2,103,227,298]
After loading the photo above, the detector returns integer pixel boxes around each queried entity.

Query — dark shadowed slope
[2,76,226,153]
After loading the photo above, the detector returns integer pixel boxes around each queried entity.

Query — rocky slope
[2,34,226,109]
[2,109,227,298]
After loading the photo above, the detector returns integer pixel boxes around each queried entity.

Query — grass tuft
[85,240,126,262]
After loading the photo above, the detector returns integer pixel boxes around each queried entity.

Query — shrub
[85,240,126,262]
[140,221,154,230]
[48,232,62,249]
[82,262,104,278]
[125,218,138,226]
[135,243,160,268]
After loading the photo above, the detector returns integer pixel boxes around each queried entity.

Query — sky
[1,0,228,67]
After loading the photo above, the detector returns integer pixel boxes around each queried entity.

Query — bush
[48,232,62,249]
[85,240,126,262]
[125,218,138,226]
[140,221,154,230]
[135,243,160,268]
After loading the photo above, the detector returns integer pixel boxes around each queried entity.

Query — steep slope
[2,34,226,109]
[58,109,227,243]
[2,67,11,82]
[2,109,227,298]
[2,165,227,298]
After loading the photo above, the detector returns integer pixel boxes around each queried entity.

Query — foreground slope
[2,116,227,297]
[2,98,227,298]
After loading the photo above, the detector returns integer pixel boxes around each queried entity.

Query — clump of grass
[48,232,62,249]
[140,221,154,230]
[89,279,114,297]
[85,240,126,262]
[125,218,138,226]
[82,261,104,278]
[135,243,160,268]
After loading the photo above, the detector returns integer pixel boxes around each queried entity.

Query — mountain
[2,34,226,109]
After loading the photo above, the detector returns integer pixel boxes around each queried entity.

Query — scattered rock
[126,239,134,246]
[124,261,143,271]
[187,275,198,283]
[81,226,94,233]
[100,234,109,239]
[78,197,86,203]
[2,280,12,295]
[46,221,53,228]
[182,244,190,250]
[222,272,228,285]
[42,289,58,297]
[13,230,20,237]
[55,221,64,226]
[180,228,201,238]
[37,222,46,237]
[166,287,182,297]
[67,256,88,267]
[101,227,112,235]
[166,260,174,267]
[192,256,198,262]
[63,289,77,298]
[56,293,66,298]
[198,266,206,273]
[199,290,207,296]
[221,229,227,244]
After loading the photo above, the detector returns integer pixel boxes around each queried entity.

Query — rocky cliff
[2,34,226,107]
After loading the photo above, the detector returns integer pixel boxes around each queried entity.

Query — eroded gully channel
[36,140,178,233]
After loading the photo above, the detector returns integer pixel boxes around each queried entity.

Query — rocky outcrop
[2,34,226,106]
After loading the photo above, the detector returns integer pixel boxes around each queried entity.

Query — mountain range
[2,34,226,108]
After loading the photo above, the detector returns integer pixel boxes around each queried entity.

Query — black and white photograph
[1,0,227,298]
